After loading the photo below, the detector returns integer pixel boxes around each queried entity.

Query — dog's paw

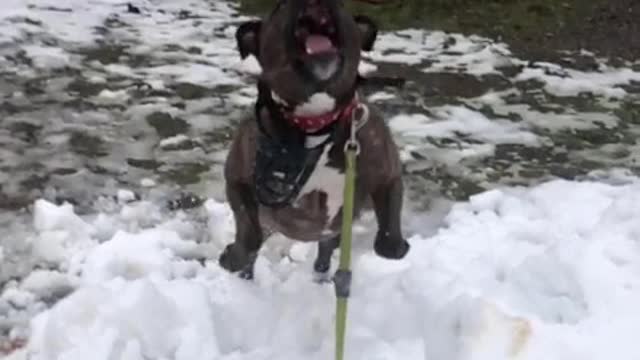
[219,243,255,278]
[313,257,331,274]
[312,270,333,284]
[239,267,255,280]
[374,234,410,260]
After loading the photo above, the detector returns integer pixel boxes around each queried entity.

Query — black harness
[253,82,355,209]
[254,131,329,208]
[253,109,336,209]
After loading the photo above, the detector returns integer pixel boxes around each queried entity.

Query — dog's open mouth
[296,9,338,55]
[293,0,342,80]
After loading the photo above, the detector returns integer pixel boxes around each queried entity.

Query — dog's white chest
[296,144,344,222]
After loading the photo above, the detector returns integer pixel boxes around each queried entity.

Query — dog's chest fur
[258,134,346,241]
[292,94,345,222]
[295,141,344,222]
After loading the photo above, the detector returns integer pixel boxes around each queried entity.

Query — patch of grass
[23,78,46,96]
[173,82,209,100]
[236,0,633,62]
[545,125,635,151]
[238,0,591,36]
[615,101,640,125]
[161,162,210,185]
[66,78,106,97]
[9,122,41,144]
[79,44,127,65]
[407,165,487,201]
[146,112,190,138]
[127,158,164,170]
[69,132,108,157]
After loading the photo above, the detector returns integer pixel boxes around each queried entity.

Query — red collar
[282,96,359,133]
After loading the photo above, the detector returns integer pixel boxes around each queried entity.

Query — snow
[471,90,621,131]
[96,89,129,102]
[143,63,242,88]
[159,134,191,149]
[0,178,637,360]
[30,200,96,264]
[358,59,378,76]
[116,189,136,203]
[369,29,640,96]
[389,106,539,144]
[139,178,156,188]
[235,55,262,76]
[369,30,513,74]
[388,105,540,165]
[515,64,640,98]
[20,271,74,301]
[368,91,396,102]
[2,0,640,359]
[20,46,72,69]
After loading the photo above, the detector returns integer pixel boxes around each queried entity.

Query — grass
[235,0,610,61]
[237,0,592,34]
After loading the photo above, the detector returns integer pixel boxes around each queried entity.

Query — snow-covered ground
[2,0,640,359]
[4,174,640,360]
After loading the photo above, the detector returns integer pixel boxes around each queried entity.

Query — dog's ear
[235,20,262,59]
[354,15,378,51]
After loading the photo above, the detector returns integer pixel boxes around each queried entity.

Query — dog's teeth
[271,91,288,106]
[310,58,339,80]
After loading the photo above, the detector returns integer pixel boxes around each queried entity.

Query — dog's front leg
[314,235,340,272]
[371,177,410,259]
[219,181,263,279]
[312,235,340,282]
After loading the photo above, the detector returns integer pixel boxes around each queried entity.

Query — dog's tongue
[305,34,334,55]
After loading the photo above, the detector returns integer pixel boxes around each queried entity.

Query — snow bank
[30,199,95,264]
[9,178,639,360]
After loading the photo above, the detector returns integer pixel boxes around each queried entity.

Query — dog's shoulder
[356,102,403,183]
[230,115,259,143]
[225,115,259,182]
[358,102,394,146]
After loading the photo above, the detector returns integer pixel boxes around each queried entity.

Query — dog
[219,0,410,279]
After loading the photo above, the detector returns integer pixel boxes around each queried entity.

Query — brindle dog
[219,0,410,279]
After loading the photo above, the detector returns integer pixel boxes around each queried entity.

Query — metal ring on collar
[352,103,370,131]
[344,139,361,155]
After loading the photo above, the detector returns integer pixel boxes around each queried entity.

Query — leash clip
[333,269,352,298]
[344,103,369,155]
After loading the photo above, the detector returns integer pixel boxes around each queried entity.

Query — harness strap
[254,137,324,208]
[253,93,362,208]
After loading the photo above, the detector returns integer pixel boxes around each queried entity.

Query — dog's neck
[255,81,359,142]
[284,96,359,133]
[252,82,359,207]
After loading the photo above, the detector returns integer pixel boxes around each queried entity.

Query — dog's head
[236,0,378,114]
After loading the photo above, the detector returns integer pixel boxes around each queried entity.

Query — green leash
[334,102,368,360]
